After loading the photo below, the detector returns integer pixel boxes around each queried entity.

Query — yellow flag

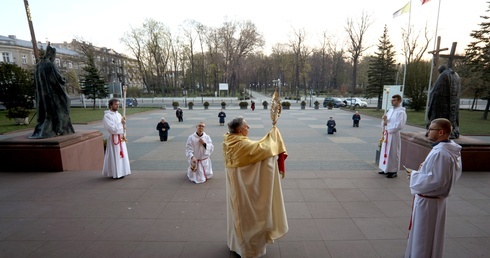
[393,1,411,18]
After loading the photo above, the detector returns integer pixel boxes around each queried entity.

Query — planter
[314,105,319,110]
[263,105,268,110]
[301,105,306,110]
[221,106,226,109]
[282,106,290,110]
[14,117,29,125]
[173,106,178,110]
[204,106,209,109]
[328,106,333,110]
[240,106,247,110]
[188,106,193,110]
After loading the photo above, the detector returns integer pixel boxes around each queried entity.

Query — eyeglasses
[428,128,442,131]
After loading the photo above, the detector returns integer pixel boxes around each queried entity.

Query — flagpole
[425,0,442,121]
[401,0,412,98]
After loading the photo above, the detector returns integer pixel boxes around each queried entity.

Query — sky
[1,0,488,61]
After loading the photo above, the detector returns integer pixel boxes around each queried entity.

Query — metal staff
[122,85,127,141]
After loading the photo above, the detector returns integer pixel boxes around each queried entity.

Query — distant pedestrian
[251,101,255,111]
[156,117,170,141]
[176,108,183,122]
[218,109,226,126]
[352,111,361,127]
[326,117,336,134]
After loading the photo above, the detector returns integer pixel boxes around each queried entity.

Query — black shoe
[386,172,397,178]
[378,171,385,175]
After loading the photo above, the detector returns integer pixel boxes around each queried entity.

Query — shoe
[378,171,385,175]
[386,172,397,178]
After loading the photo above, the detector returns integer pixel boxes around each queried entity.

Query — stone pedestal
[0,130,104,172]
[401,132,490,172]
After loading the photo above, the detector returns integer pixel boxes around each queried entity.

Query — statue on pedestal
[426,65,461,139]
[29,44,75,139]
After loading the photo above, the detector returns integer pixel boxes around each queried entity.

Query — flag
[393,1,411,18]
[421,0,431,4]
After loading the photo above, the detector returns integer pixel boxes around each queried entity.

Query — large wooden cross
[439,42,465,69]
[428,36,448,85]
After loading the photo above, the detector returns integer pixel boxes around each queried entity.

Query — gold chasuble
[223,126,288,258]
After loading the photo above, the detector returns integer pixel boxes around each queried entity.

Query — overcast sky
[1,0,487,61]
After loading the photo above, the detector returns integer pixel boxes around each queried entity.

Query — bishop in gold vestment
[223,117,288,258]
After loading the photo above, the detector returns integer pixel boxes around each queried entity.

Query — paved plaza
[0,106,489,258]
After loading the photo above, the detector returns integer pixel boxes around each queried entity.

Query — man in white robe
[378,94,407,178]
[223,117,288,258]
[405,118,462,258]
[102,99,131,179]
[186,122,214,183]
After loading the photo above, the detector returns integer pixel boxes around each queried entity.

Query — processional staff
[122,85,128,141]
[379,88,390,165]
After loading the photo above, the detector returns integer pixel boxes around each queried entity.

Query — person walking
[218,109,226,126]
[405,118,462,258]
[378,94,407,178]
[223,117,288,258]
[156,117,170,141]
[352,111,361,127]
[251,100,255,111]
[102,98,131,179]
[186,122,214,183]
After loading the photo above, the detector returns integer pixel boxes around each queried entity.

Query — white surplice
[102,110,131,178]
[378,106,407,172]
[186,132,214,183]
[405,141,462,258]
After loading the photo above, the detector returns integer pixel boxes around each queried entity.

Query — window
[2,52,13,63]
[31,55,36,64]
[21,54,27,64]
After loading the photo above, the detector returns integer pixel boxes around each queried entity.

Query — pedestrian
[102,98,131,179]
[251,100,255,111]
[352,111,361,127]
[326,116,336,134]
[223,117,288,257]
[156,117,170,141]
[378,94,407,178]
[176,107,183,122]
[218,109,226,126]
[186,122,214,183]
[405,118,462,258]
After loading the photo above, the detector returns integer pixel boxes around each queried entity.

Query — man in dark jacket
[156,117,170,141]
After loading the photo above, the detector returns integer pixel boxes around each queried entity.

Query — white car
[344,98,368,107]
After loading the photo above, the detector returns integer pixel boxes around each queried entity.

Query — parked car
[126,98,138,107]
[323,97,346,108]
[402,98,411,108]
[344,98,368,107]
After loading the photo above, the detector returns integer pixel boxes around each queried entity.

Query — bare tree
[345,11,373,98]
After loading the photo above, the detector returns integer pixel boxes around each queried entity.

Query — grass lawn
[353,108,490,136]
[0,107,158,135]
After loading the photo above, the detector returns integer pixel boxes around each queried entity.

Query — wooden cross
[428,36,448,85]
[439,42,465,69]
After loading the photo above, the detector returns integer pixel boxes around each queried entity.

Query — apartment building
[0,35,144,95]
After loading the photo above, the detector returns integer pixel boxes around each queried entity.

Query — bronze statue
[426,65,460,139]
[30,44,75,139]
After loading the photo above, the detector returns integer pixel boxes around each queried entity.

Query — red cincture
[112,134,124,158]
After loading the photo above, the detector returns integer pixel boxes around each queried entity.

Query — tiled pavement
[1,106,490,258]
